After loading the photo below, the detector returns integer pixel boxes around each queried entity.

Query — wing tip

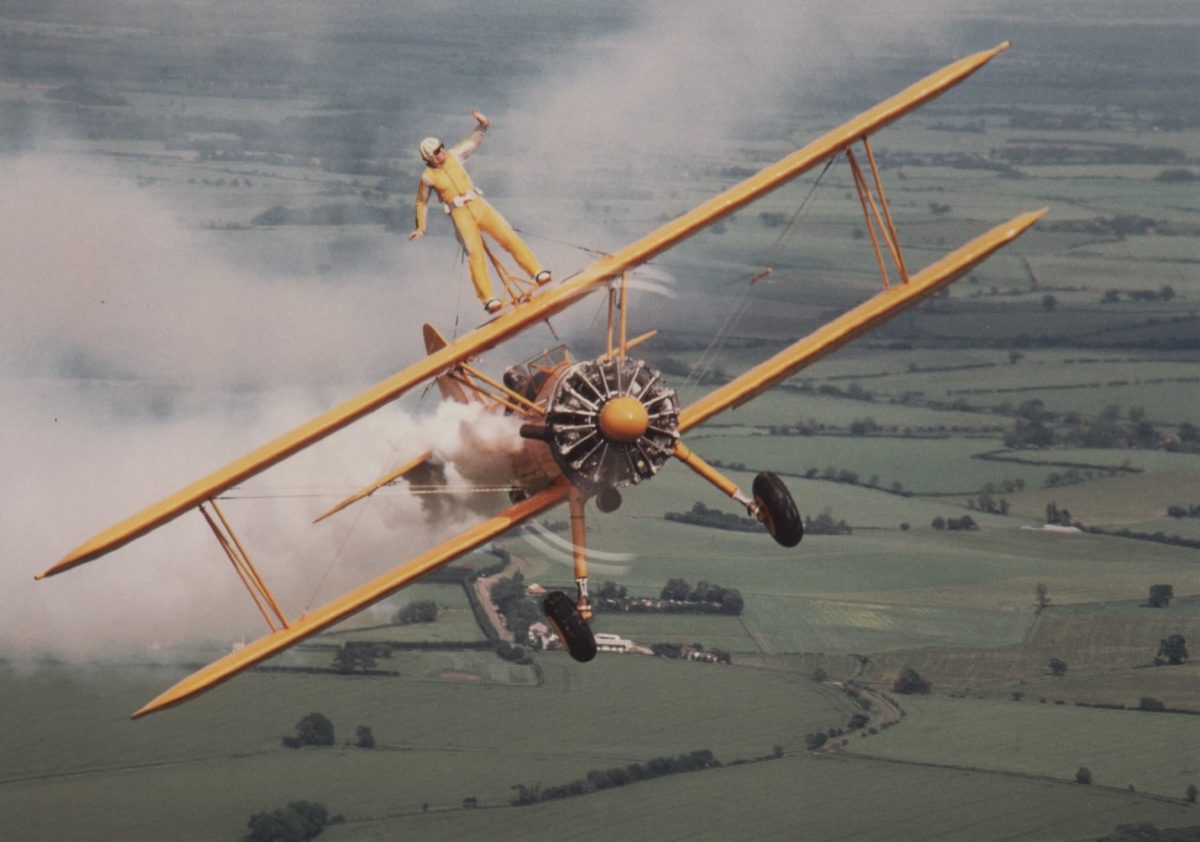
[37,545,93,580]
[1012,206,1050,235]
[131,681,195,719]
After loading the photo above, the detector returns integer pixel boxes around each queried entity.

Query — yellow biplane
[38,42,1045,718]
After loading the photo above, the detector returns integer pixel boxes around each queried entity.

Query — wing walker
[38,43,1046,718]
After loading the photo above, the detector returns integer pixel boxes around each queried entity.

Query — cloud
[0,156,452,389]
[0,157,523,659]
[6,375,519,659]
[494,0,963,207]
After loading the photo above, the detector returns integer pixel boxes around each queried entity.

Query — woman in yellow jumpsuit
[408,110,550,313]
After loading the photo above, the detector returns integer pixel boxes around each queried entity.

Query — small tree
[332,642,377,674]
[1147,584,1174,608]
[719,589,745,615]
[1035,582,1050,613]
[893,667,930,694]
[1157,634,1189,665]
[1075,767,1093,785]
[1186,784,1197,803]
[660,578,691,601]
[246,800,330,841]
[394,600,438,624]
[1048,657,1068,677]
[293,713,335,747]
[354,725,376,749]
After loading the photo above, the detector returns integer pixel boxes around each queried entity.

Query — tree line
[659,578,744,614]
[511,749,723,806]
[1004,400,1195,453]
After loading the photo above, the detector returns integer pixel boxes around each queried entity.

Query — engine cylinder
[541,357,679,496]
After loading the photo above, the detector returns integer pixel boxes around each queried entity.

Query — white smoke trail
[0,158,520,659]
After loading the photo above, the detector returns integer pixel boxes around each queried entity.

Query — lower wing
[679,208,1048,432]
[132,480,570,718]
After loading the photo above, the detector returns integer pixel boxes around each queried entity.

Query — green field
[0,656,849,840]
[855,694,1200,799]
[319,583,488,645]
[326,753,1195,841]
[693,434,1051,494]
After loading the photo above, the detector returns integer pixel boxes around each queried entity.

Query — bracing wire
[764,156,838,269]
[304,487,372,613]
[512,225,609,259]
[681,157,838,393]
[220,483,517,502]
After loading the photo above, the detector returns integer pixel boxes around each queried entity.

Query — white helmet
[419,137,444,164]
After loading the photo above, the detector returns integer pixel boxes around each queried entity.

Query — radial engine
[517,356,680,502]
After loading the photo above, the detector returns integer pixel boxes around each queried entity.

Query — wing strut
[846,138,909,287]
[200,499,289,631]
[133,480,572,718]
[679,207,1048,432]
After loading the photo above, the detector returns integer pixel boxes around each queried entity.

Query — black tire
[543,591,597,662]
[753,471,803,547]
[595,487,622,513]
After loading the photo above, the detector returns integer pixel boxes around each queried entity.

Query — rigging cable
[512,225,610,259]
[680,156,837,394]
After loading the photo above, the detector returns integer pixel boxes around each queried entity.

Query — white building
[594,632,634,653]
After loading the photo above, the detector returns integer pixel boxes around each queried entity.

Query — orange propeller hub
[598,395,649,443]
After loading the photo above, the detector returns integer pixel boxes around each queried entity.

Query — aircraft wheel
[753,471,803,547]
[596,487,622,513]
[543,591,597,662]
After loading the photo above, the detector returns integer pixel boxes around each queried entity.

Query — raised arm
[450,109,490,161]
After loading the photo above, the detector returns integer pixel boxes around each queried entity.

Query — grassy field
[318,582,488,644]
[693,434,1050,494]
[324,752,1196,842]
[0,656,850,840]
[848,596,1200,709]
[3,664,1194,842]
[854,693,1200,799]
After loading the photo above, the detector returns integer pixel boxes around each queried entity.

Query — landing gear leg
[672,441,804,547]
[568,486,593,620]
[541,487,598,663]
[672,440,758,515]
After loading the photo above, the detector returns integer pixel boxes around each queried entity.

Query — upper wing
[550,42,1012,303]
[131,480,570,718]
[679,208,1048,433]
[40,42,1010,578]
